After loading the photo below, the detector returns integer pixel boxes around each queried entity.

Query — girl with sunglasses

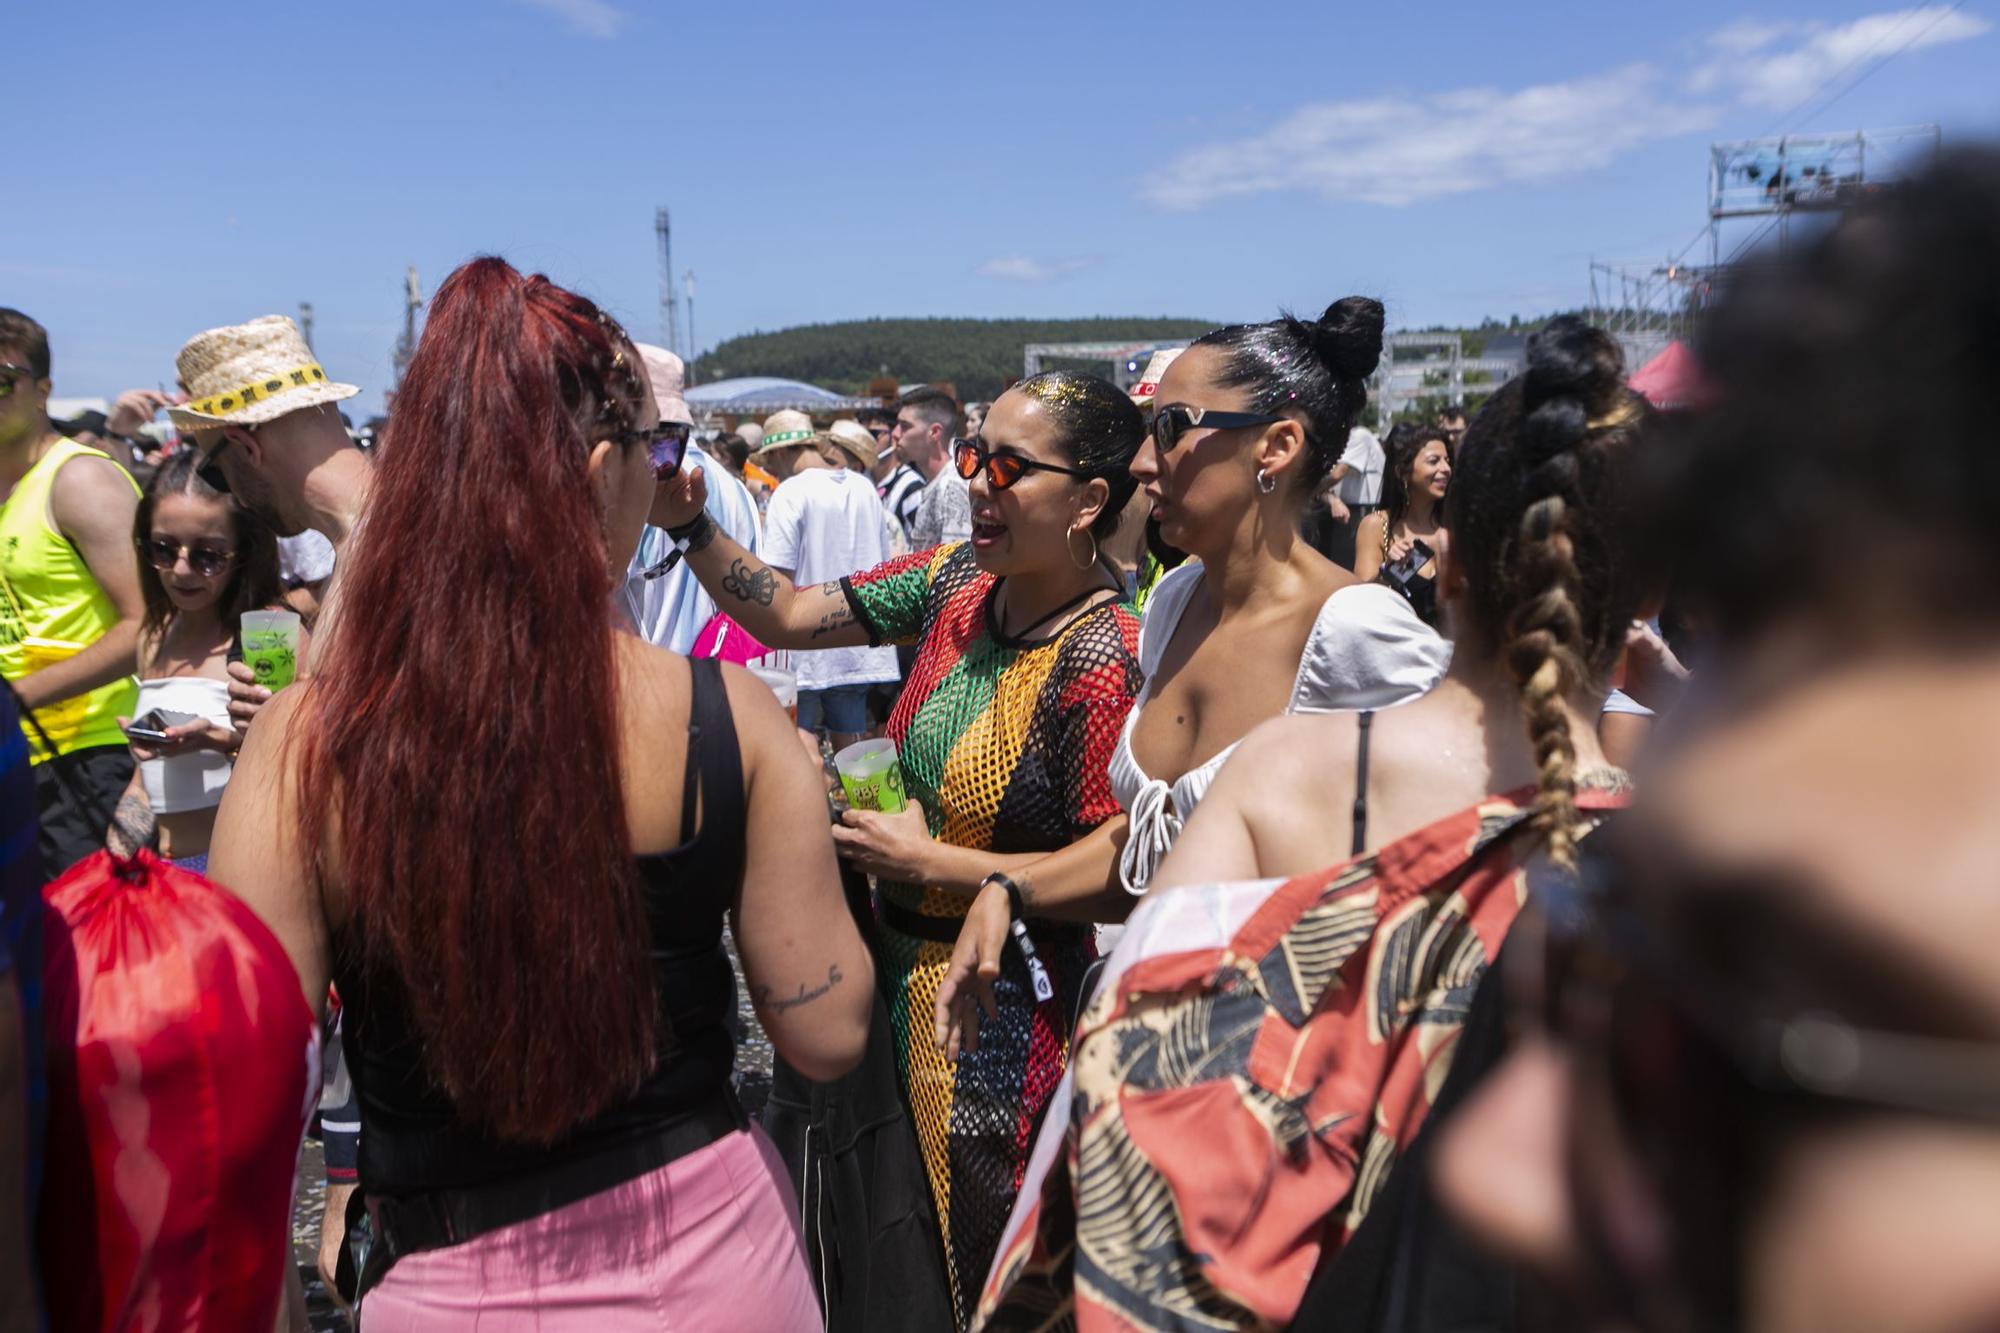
[650,371,1146,1328]
[105,448,287,872]
[978,319,1651,1329]
[935,300,1448,1054]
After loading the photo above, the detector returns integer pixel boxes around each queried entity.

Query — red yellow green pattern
[841,542,1143,1329]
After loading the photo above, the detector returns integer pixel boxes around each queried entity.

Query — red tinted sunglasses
[953,437,1091,491]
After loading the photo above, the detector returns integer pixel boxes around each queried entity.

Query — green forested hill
[692,317,1217,402]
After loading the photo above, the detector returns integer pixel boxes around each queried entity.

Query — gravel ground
[291,929,777,1331]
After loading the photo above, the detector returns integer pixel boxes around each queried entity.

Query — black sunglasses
[1151,405,1286,453]
[953,437,1091,491]
[197,435,235,493]
[140,536,235,578]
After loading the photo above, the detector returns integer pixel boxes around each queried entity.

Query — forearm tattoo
[810,583,853,639]
[106,792,156,859]
[721,557,777,607]
[752,963,844,1014]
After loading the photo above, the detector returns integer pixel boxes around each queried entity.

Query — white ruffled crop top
[1107,562,1451,895]
[132,676,234,814]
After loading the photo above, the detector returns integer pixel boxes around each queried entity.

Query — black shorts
[35,743,135,881]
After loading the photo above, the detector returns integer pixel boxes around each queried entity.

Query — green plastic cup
[833,739,906,814]
[240,609,302,692]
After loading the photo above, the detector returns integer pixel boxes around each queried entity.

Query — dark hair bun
[1311,296,1386,382]
[1519,317,1628,467]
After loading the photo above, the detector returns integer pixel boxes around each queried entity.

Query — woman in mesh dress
[652,371,1147,1327]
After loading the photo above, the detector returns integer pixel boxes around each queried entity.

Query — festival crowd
[3,148,1998,1333]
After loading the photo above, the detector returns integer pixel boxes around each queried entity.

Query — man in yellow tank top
[0,309,145,878]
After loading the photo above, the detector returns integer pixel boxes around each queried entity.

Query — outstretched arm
[649,465,873,650]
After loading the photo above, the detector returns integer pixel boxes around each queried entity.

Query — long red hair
[301,256,655,1143]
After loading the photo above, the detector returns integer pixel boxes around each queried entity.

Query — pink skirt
[359,1127,822,1331]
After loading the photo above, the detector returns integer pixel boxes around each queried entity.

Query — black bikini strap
[678,658,747,861]
[1350,709,1375,858]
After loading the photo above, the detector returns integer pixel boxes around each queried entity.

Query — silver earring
[1256,469,1277,495]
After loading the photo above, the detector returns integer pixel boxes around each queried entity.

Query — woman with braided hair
[976,316,1650,1331]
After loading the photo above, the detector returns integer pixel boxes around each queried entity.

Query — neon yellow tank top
[0,436,141,761]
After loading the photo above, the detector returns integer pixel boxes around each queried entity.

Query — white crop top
[133,676,234,814]
[1107,563,1450,894]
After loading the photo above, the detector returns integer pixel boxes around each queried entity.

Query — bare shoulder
[1234,708,1363,789]
[47,451,137,528]
[1356,509,1387,541]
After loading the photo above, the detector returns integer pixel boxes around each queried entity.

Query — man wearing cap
[623,345,762,654]
[752,410,897,747]
[0,307,146,878]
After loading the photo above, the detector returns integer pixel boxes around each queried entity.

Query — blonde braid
[1503,488,1588,871]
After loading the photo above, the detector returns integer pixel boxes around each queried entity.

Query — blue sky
[12,1,1996,415]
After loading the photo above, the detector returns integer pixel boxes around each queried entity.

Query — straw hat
[1128,347,1185,406]
[167,315,359,431]
[754,409,818,455]
[634,343,694,427]
[822,419,876,469]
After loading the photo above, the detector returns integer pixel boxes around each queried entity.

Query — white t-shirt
[1335,427,1385,506]
[761,467,901,690]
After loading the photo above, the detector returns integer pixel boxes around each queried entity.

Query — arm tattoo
[752,963,845,1014]
[106,792,156,859]
[721,557,777,607]
[682,513,719,554]
[810,603,853,639]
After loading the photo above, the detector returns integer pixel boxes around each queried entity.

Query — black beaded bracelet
[983,871,1027,920]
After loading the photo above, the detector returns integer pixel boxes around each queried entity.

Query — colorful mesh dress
[839,542,1144,1328]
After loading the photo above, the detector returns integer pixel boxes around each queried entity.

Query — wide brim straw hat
[754,409,818,455]
[167,315,359,431]
[822,419,876,469]
[1128,347,1186,406]
[634,342,695,427]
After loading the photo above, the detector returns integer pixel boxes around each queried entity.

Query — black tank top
[335,657,748,1196]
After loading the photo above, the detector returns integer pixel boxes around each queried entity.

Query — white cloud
[1145,65,1714,210]
[518,0,628,38]
[1697,6,1990,109]
[976,255,1102,284]
[1147,7,1989,211]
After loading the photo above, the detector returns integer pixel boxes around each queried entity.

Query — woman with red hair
[209,256,870,1329]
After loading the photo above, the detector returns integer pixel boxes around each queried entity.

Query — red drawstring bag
[38,848,318,1332]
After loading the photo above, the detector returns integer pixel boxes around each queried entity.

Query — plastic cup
[833,738,906,814]
[747,665,798,722]
[240,609,302,691]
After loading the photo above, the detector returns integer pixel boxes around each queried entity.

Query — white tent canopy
[683,376,879,417]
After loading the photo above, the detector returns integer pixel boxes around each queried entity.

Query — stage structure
[1589,125,1938,360]
[656,207,683,362]
[1022,341,1186,392]
[1374,332,1519,429]
[390,267,423,393]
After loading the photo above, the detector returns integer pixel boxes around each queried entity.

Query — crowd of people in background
[2,146,1997,1333]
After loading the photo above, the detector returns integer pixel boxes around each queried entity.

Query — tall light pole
[683,270,697,384]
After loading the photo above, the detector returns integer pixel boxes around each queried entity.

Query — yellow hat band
[187,363,330,418]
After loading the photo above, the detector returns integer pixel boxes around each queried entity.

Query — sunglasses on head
[1151,404,1285,453]
[1524,836,2000,1327]
[140,536,235,578]
[953,437,1092,491]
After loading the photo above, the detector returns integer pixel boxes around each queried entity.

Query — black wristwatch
[982,871,1027,919]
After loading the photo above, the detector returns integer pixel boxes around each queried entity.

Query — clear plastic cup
[239,609,303,691]
[747,665,798,722]
[832,738,906,814]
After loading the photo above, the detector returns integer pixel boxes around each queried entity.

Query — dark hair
[0,308,50,380]
[1438,404,1467,422]
[1448,316,1650,869]
[302,256,654,1144]
[718,433,751,471]
[897,385,962,438]
[1661,148,2000,652]
[1377,420,1451,553]
[133,449,284,647]
[1009,371,1146,540]
[1191,296,1385,490]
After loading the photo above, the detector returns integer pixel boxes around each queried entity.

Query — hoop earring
[1067,524,1098,571]
[1255,468,1278,495]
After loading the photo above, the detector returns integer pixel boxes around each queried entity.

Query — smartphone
[125,708,198,744]
[1384,538,1435,586]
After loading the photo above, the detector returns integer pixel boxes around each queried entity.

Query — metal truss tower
[656,208,682,360]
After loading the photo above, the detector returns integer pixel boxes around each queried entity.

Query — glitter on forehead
[1013,375,1093,411]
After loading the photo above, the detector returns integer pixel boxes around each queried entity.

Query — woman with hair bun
[934,299,1449,1056]
[978,317,1650,1330]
